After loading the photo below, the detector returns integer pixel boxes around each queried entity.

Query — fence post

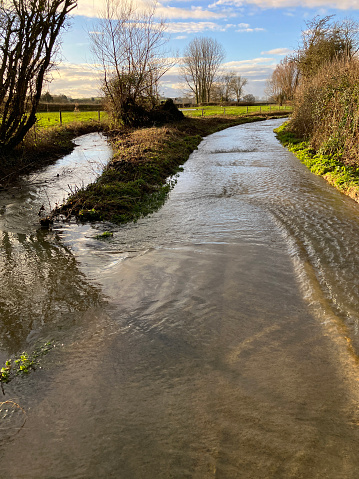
[202,109,204,117]
[59,109,62,125]
[223,107,225,115]
[98,109,101,121]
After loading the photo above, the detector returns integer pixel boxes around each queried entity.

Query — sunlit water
[1,121,359,477]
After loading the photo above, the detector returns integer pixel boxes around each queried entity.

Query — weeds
[0,341,54,395]
[94,231,114,239]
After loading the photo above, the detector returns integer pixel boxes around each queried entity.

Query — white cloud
[75,0,227,19]
[175,35,188,39]
[261,47,293,55]
[47,63,102,98]
[208,0,359,9]
[167,21,235,33]
[236,23,265,32]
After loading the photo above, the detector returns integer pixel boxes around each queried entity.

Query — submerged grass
[54,112,288,225]
[0,341,54,395]
[275,122,359,203]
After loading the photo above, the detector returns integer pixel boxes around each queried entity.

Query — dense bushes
[288,58,359,166]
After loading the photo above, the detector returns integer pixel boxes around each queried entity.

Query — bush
[289,57,359,166]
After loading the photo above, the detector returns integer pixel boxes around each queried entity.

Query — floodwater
[1,120,359,477]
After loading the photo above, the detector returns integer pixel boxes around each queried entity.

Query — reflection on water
[0,133,110,357]
[2,122,359,477]
[0,229,104,355]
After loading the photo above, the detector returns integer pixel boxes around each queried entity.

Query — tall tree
[180,37,225,104]
[90,0,172,126]
[0,0,77,153]
[229,73,247,102]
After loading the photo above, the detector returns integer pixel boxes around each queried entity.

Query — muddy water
[2,120,359,477]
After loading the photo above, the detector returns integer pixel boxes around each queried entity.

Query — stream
[1,120,359,477]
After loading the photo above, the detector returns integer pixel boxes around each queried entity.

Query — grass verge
[53,112,288,225]
[275,122,359,203]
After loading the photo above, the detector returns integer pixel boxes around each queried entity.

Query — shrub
[289,57,359,166]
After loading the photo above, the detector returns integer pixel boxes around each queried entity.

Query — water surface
[1,120,359,477]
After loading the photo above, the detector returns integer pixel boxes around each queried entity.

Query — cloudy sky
[49,0,359,99]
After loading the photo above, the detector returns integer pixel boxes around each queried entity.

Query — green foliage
[0,342,54,391]
[94,231,114,239]
[276,123,359,198]
[289,57,359,166]
[36,111,107,129]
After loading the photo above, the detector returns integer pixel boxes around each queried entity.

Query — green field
[180,104,292,117]
[36,110,107,128]
[34,105,292,129]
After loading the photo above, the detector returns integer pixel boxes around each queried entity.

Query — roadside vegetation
[269,15,359,202]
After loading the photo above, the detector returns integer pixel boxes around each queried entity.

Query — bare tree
[266,57,299,105]
[0,0,76,153]
[180,37,225,104]
[210,71,247,103]
[90,0,172,126]
[228,73,247,102]
[242,94,255,103]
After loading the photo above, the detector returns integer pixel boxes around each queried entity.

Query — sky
[48,0,359,99]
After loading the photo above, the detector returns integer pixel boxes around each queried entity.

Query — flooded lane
[1,120,359,477]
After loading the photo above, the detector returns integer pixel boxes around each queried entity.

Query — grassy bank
[275,123,359,203]
[0,120,107,185]
[53,112,288,225]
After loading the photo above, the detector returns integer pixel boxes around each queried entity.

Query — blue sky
[49,0,359,99]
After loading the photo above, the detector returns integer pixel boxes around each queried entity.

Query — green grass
[275,122,359,202]
[181,104,292,117]
[36,110,108,129]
